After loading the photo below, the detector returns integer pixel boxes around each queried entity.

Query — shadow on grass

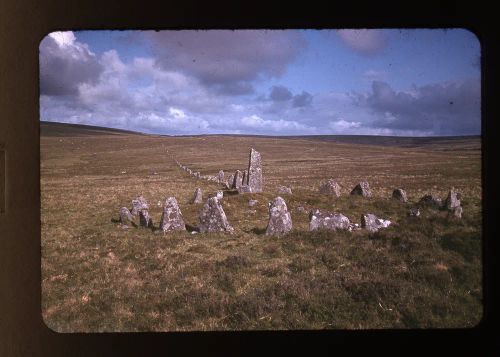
[250,227,267,235]
[185,223,198,233]
[110,217,138,228]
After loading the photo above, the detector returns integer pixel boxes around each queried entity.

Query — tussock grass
[41,126,482,331]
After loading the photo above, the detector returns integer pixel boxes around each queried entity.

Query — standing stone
[192,188,203,204]
[309,209,350,231]
[247,148,263,193]
[139,210,152,228]
[319,179,341,196]
[241,170,248,186]
[233,170,243,189]
[408,207,421,217]
[361,213,392,232]
[278,186,292,195]
[226,173,235,189]
[419,194,442,208]
[159,197,186,232]
[198,197,234,233]
[131,196,149,216]
[237,185,252,194]
[119,207,133,225]
[451,206,463,218]
[265,197,292,236]
[392,188,408,202]
[217,170,225,183]
[351,182,372,197]
[210,191,224,200]
[444,188,461,210]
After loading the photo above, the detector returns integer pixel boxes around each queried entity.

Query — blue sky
[39,29,480,136]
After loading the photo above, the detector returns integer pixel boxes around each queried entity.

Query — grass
[40,123,482,331]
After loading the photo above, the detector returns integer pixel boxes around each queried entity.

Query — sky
[39,29,481,136]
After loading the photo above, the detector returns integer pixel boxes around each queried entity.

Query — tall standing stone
[192,188,203,204]
[319,179,341,196]
[351,182,372,197]
[159,197,186,232]
[247,148,263,193]
[392,188,408,202]
[265,197,292,236]
[198,197,234,233]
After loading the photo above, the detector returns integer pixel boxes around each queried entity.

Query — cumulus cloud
[337,30,387,56]
[329,119,361,132]
[240,115,317,135]
[39,31,104,96]
[354,79,481,135]
[142,30,307,95]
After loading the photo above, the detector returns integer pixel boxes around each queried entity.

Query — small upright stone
[159,197,186,232]
[241,170,248,187]
[444,188,461,210]
[265,197,292,236]
[211,191,223,200]
[351,182,372,197]
[119,207,133,225]
[217,170,225,183]
[131,196,149,216]
[451,206,463,218]
[319,179,341,196]
[248,199,258,207]
[226,173,235,189]
[233,170,243,189]
[361,213,391,232]
[139,210,152,228]
[278,186,292,195]
[192,188,203,204]
[247,148,263,193]
[408,207,421,217]
[419,194,442,208]
[392,188,408,202]
[309,209,350,231]
[198,197,234,233]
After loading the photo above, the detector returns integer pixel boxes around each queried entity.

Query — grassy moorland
[40,122,482,332]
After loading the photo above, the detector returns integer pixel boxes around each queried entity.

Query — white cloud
[169,107,186,119]
[48,31,77,48]
[329,119,361,132]
[240,115,317,134]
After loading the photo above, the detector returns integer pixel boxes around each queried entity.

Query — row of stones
[317,179,463,218]
[173,148,263,194]
[120,184,460,237]
[119,193,388,236]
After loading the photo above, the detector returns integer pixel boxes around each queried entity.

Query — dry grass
[41,124,482,332]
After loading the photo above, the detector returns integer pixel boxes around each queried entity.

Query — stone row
[173,148,264,193]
